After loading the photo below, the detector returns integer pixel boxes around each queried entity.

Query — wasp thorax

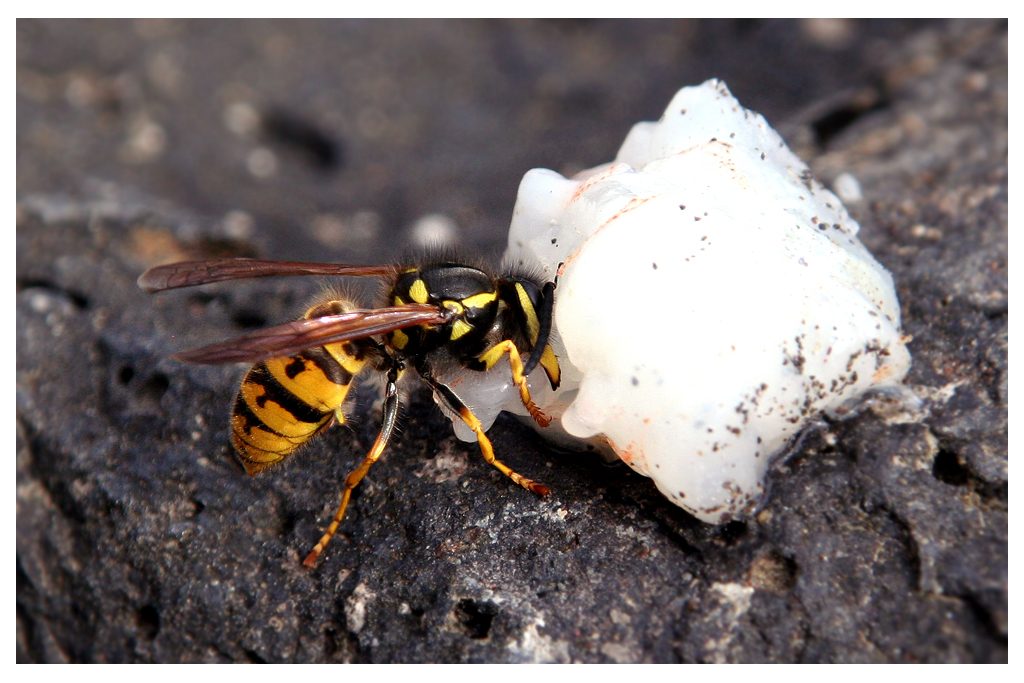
[387,263,500,354]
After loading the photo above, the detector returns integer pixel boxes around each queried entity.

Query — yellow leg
[479,340,552,427]
[304,380,399,567]
[458,406,549,497]
[302,436,384,567]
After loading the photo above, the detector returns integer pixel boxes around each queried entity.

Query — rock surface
[17,19,1006,662]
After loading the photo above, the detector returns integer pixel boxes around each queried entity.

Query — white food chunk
[447,79,911,523]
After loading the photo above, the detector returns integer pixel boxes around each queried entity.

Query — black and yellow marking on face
[506,279,560,391]
[538,345,561,387]
[513,282,541,345]
[231,343,367,476]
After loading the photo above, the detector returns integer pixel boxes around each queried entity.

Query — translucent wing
[138,258,396,293]
[174,304,449,364]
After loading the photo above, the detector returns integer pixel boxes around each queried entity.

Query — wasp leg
[459,404,550,496]
[421,374,549,497]
[477,340,552,428]
[303,374,400,567]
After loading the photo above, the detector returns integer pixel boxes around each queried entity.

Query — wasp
[138,256,561,566]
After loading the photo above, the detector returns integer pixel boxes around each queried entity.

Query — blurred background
[17,19,935,263]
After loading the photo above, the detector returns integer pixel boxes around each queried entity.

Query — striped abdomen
[231,341,368,475]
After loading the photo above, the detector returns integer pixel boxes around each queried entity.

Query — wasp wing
[138,258,396,293]
[174,304,448,364]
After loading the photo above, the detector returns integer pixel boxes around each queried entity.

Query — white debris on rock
[442,79,911,523]
[832,172,864,204]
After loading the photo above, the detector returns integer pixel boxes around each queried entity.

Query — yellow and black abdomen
[231,340,369,475]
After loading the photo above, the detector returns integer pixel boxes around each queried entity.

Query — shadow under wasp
[138,256,561,566]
